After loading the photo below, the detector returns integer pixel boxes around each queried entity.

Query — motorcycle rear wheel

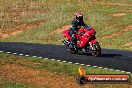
[69,48,77,54]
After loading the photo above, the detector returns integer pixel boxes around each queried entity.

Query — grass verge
[0,53,132,88]
[0,81,35,88]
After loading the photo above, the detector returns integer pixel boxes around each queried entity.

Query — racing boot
[68,42,75,49]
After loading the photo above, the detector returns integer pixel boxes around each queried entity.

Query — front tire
[91,42,101,57]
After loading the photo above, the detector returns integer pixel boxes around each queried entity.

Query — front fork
[89,40,97,51]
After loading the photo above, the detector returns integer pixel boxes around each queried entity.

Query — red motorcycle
[62,25,101,57]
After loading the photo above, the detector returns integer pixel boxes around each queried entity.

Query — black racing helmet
[76,12,83,22]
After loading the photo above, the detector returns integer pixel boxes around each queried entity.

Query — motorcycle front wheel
[90,42,101,57]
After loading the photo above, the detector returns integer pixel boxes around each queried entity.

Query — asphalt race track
[0,42,132,73]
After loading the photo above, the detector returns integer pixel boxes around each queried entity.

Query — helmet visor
[77,16,83,21]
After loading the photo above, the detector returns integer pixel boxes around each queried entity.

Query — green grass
[0,81,35,88]
[0,81,51,88]
[97,0,132,3]
[0,53,130,76]
[0,53,132,88]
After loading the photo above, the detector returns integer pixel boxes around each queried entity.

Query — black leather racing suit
[69,19,86,48]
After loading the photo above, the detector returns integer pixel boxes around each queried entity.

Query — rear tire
[91,42,101,57]
[69,48,77,54]
[68,44,78,54]
[69,45,78,54]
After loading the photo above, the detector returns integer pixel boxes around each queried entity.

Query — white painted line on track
[13,53,17,55]
[99,67,103,69]
[19,54,23,56]
[38,57,42,58]
[86,65,91,66]
[104,68,108,70]
[109,69,114,70]
[75,63,79,65]
[51,59,55,61]
[93,66,97,68]
[45,58,48,60]
[62,61,66,63]
[68,62,72,64]
[2,50,131,74]
[80,64,85,66]
[126,72,131,74]
[0,51,3,53]
[116,70,120,72]
[7,52,11,54]
[57,60,61,62]
[25,55,29,57]
[121,71,125,73]
[33,56,37,58]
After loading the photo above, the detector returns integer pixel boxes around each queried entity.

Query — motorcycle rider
[69,12,86,49]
